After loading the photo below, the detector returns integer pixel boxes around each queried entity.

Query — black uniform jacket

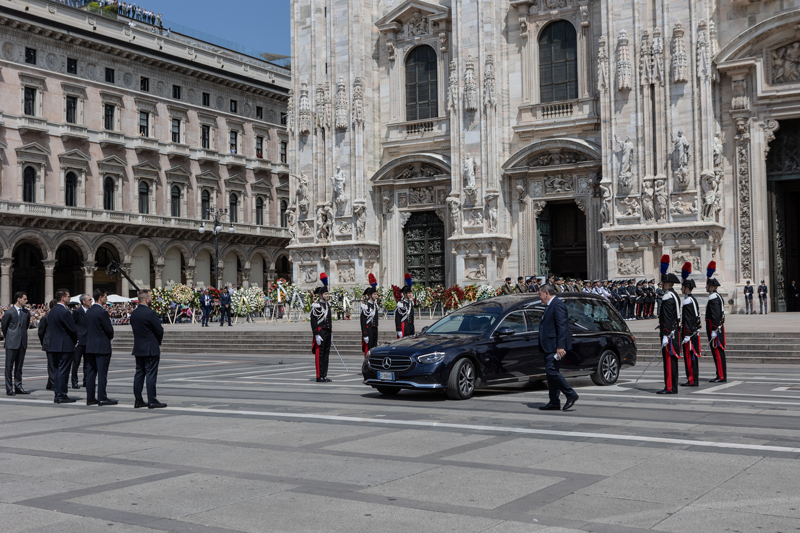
[705,292,725,340]
[37,314,50,352]
[49,304,78,353]
[130,305,164,357]
[395,298,415,332]
[681,294,701,336]
[360,301,379,335]
[658,289,681,337]
[310,300,332,334]
[86,303,114,355]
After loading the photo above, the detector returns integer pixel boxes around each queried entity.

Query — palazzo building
[288,0,800,311]
[0,0,292,304]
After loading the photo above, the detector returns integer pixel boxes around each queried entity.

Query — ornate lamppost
[199,208,234,287]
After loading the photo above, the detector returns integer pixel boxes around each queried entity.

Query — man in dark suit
[71,294,91,389]
[49,289,79,403]
[130,290,166,408]
[3,291,31,396]
[537,284,578,411]
[219,287,232,326]
[85,288,117,406]
[200,289,213,327]
[37,300,57,391]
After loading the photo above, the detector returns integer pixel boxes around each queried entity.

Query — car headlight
[415,352,446,364]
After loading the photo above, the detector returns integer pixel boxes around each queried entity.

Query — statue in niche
[713,131,724,170]
[297,173,310,214]
[447,197,461,235]
[463,153,476,189]
[641,181,655,221]
[702,172,721,219]
[488,204,498,232]
[407,10,428,37]
[286,206,297,239]
[614,135,634,188]
[354,203,367,240]
[672,130,691,184]
[316,203,334,242]
[654,179,668,220]
[599,183,611,225]
[330,166,348,214]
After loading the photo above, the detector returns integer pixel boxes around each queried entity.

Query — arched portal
[276,254,292,282]
[537,201,587,280]
[163,247,185,286]
[130,244,154,291]
[93,245,121,295]
[250,252,265,288]
[11,243,44,304]
[223,251,240,287]
[195,249,213,288]
[54,242,83,297]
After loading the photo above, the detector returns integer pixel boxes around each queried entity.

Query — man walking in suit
[200,289,213,326]
[71,294,91,389]
[537,284,578,411]
[130,290,166,408]
[3,291,31,396]
[37,300,57,391]
[49,289,79,403]
[219,287,232,326]
[85,288,117,406]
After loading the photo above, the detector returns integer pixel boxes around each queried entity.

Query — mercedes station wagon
[362,293,637,400]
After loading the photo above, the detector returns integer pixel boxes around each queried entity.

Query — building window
[25,48,36,65]
[280,200,288,228]
[229,193,238,223]
[66,96,78,124]
[67,58,78,75]
[105,68,115,83]
[104,104,115,130]
[171,118,181,143]
[173,85,181,100]
[201,190,210,219]
[280,112,287,125]
[65,172,77,207]
[405,45,438,121]
[538,20,578,103]
[138,181,150,214]
[256,136,263,158]
[255,197,264,225]
[230,100,237,113]
[140,77,150,92]
[201,125,211,149]
[229,131,238,154]
[171,186,181,217]
[202,92,210,106]
[139,111,149,136]
[280,141,287,163]
[24,87,36,116]
[256,106,263,120]
[103,177,115,210]
[23,167,36,203]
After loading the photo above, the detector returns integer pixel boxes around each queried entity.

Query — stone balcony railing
[383,116,450,148]
[1,200,291,239]
[58,123,90,142]
[249,158,272,173]
[196,149,220,163]
[98,131,127,147]
[132,136,160,153]
[18,116,49,135]
[515,97,600,138]
[166,142,191,159]
[221,152,248,169]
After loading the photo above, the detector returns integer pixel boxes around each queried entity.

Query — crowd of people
[0,303,135,331]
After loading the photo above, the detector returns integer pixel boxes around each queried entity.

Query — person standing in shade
[679,263,702,387]
[310,278,332,383]
[38,300,57,391]
[219,287,232,326]
[743,280,754,315]
[705,262,727,383]
[657,255,682,395]
[537,284,578,411]
[758,280,768,314]
[130,290,166,408]
[361,287,379,357]
[71,294,91,389]
[85,289,117,406]
[395,276,415,338]
[3,291,31,396]
[49,289,78,404]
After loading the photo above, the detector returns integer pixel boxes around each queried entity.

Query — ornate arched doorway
[54,243,82,297]
[12,243,44,304]
[537,201,587,279]
[404,211,445,286]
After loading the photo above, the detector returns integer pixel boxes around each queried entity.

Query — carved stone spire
[617,30,632,91]
[335,76,348,130]
[464,56,478,111]
[672,22,688,83]
[597,35,609,91]
[697,20,710,79]
[640,30,652,86]
[351,77,364,128]
[448,59,458,111]
[298,82,311,135]
[484,55,496,108]
[286,89,295,135]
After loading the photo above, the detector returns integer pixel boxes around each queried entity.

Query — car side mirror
[494,327,515,338]
[420,326,429,334]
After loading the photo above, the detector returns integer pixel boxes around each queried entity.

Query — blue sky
[154,0,290,57]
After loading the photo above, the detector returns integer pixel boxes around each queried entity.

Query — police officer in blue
[743,280,754,314]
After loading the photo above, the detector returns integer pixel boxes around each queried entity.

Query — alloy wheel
[458,362,475,397]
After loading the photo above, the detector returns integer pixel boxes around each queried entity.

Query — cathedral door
[548,202,587,280]
[537,204,551,276]
[404,211,445,286]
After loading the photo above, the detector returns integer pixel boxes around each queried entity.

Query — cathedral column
[82,263,96,296]
[1,258,12,305]
[154,265,164,289]
[43,259,56,302]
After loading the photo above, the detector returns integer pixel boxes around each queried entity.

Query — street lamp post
[199,208,235,287]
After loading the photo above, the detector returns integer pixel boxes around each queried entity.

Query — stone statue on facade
[654,178,668,219]
[464,56,478,112]
[407,10,428,37]
[463,153,476,189]
[297,173,310,215]
[641,180,655,221]
[331,166,348,214]
[614,135,634,189]
[447,197,461,236]
[353,202,367,240]
[488,204,498,232]
[599,183,611,225]
[316,203,334,242]
[713,131,724,170]
[672,130,691,185]
[286,206,297,239]
[701,171,721,219]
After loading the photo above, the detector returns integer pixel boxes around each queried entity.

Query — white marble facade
[289,0,800,311]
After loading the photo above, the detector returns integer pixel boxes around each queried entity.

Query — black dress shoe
[316,377,333,382]
[86,399,99,406]
[563,394,579,411]
[98,399,119,406]
[656,389,675,394]
[14,387,30,395]
[538,403,561,410]
[709,378,722,383]
[55,397,77,404]
[46,385,53,391]
[148,401,167,409]
[72,384,81,389]
[6,391,15,396]
[134,400,149,408]
[681,381,694,387]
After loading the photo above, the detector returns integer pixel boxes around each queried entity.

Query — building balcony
[18,116,49,136]
[382,116,450,149]
[514,97,600,139]
[221,152,247,169]
[98,131,126,148]
[196,149,219,164]
[58,124,89,142]
[166,142,191,159]
[132,136,160,154]
[249,157,272,173]
[271,161,289,174]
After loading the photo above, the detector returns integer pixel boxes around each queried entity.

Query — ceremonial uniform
[681,290,702,386]
[310,298,332,380]
[743,283,754,314]
[501,280,515,295]
[515,280,527,294]
[627,282,637,320]
[360,299,379,356]
[395,297,415,338]
[635,282,645,320]
[706,288,727,383]
[658,283,682,394]
[758,282,768,314]
[644,282,656,318]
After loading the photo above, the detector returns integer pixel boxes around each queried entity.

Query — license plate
[378,372,395,381]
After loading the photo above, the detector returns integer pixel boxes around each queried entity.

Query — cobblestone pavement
[2,349,800,533]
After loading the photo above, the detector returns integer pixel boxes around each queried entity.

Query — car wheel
[375,386,400,396]
[446,358,476,400]
[591,350,620,386]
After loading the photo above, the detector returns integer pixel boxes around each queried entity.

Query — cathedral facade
[288,0,800,311]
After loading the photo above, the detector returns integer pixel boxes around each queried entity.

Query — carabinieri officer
[361,286,379,357]
[395,273,415,339]
[657,255,682,395]
[705,262,727,383]
[310,273,332,383]
[679,262,702,387]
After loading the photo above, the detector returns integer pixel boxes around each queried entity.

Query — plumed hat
[368,273,377,288]
[405,273,413,288]
[320,272,328,287]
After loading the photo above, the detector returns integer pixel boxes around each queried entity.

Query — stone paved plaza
[2,340,800,533]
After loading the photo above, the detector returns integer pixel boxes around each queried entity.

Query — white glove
[315,335,322,345]
[363,336,369,344]
[397,331,403,338]
[661,336,669,347]
[682,337,690,345]
[711,331,718,340]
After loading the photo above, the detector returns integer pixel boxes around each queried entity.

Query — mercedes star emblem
[382,357,392,370]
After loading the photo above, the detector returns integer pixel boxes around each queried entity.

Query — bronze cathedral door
[404,211,445,287]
